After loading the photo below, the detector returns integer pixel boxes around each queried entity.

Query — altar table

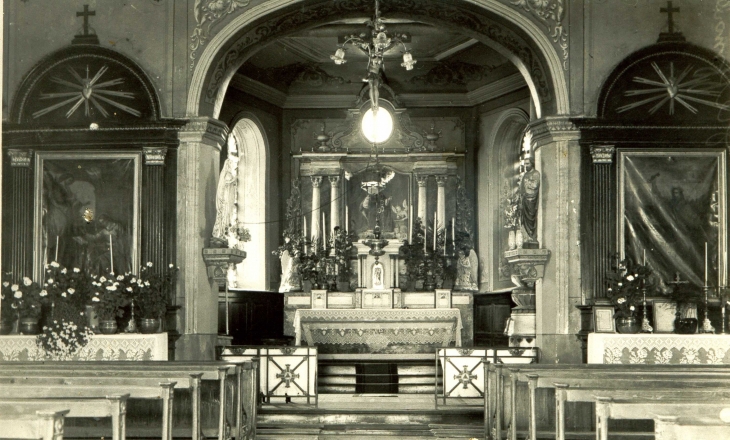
[588,333,730,365]
[0,333,168,361]
[294,308,462,352]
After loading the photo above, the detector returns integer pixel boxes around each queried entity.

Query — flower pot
[423,280,436,291]
[98,319,118,335]
[0,319,13,335]
[19,318,40,335]
[139,318,160,334]
[615,316,640,334]
[674,318,698,334]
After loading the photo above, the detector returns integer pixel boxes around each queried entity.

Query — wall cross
[76,5,96,36]
[660,1,680,34]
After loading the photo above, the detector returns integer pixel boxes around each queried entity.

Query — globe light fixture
[361,106,394,144]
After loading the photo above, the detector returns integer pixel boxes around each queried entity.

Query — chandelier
[330,0,417,112]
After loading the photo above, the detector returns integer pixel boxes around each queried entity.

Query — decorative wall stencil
[408,61,495,86]
[204,0,551,105]
[245,63,346,90]
[190,0,251,71]
[509,0,569,70]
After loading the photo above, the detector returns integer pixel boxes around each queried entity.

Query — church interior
[2,0,730,439]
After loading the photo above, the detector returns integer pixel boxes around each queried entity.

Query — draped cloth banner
[620,151,725,288]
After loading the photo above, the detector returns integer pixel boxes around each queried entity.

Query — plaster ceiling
[233,19,525,108]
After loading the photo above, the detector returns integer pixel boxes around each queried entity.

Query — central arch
[187,0,570,119]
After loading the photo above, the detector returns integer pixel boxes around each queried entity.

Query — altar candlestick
[55,236,59,262]
[345,206,349,232]
[109,234,114,275]
[303,216,308,254]
[409,205,413,243]
[423,224,427,253]
[643,249,646,266]
[322,212,326,248]
[433,211,437,251]
[452,217,455,245]
[705,242,709,286]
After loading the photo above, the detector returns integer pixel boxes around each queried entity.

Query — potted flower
[36,319,93,360]
[332,226,354,291]
[134,263,178,333]
[1,274,17,335]
[91,273,131,334]
[400,217,427,291]
[9,276,46,334]
[501,181,521,250]
[43,262,91,328]
[606,257,654,333]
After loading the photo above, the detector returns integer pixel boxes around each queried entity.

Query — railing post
[483,359,490,439]
[189,373,203,440]
[160,382,176,440]
[509,369,519,440]
[494,363,504,440]
[217,366,229,440]
[527,374,538,440]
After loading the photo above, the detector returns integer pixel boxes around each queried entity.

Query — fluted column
[6,149,33,280]
[310,176,322,250]
[142,147,168,272]
[329,176,340,231]
[435,175,447,232]
[416,175,428,223]
[590,145,615,303]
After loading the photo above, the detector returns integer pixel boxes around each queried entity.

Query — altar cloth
[0,333,168,361]
[294,308,462,351]
[588,333,730,364]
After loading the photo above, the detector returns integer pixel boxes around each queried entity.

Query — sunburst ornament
[33,64,140,119]
[617,61,730,115]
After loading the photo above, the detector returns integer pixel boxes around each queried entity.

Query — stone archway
[186,0,570,120]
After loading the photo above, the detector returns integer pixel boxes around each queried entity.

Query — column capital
[434,175,448,187]
[179,117,228,150]
[526,116,580,147]
[7,149,33,167]
[590,145,615,164]
[328,175,340,184]
[143,147,168,166]
[311,176,323,188]
[416,175,429,186]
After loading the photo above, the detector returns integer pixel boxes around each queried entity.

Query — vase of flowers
[9,277,46,334]
[91,273,131,334]
[134,262,178,333]
[37,320,93,360]
[606,257,654,334]
[42,262,91,329]
[501,182,521,250]
[1,275,17,334]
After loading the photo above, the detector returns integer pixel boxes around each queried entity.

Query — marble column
[590,146,615,303]
[416,175,428,223]
[176,118,227,360]
[6,149,33,280]
[435,175,447,232]
[142,147,168,272]
[310,176,322,250]
[529,117,583,364]
[329,176,340,231]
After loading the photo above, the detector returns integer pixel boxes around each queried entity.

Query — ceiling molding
[277,39,327,63]
[433,39,479,61]
[231,72,526,108]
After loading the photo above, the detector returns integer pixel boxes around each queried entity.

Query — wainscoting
[218,290,285,345]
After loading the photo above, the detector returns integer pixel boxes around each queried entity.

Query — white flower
[626,275,635,282]
[106,285,117,291]
[11,284,19,292]
[144,281,150,287]
[92,297,100,302]
[23,277,32,286]
[607,288,613,292]
[126,287,133,292]
[73,268,80,273]
[51,262,60,268]
[61,292,67,298]
[61,268,67,274]
[169,263,174,268]
[39,290,48,297]
[47,279,54,284]
[100,276,107,282]
[146,262,153,267]
[617,282,623,287]
[13,291,22,299]
[617,297,626,304]
[67,288,75,294]
[130,278,137,284]
[117,275,124,281]
[2,281,9,287]
[629,306,635,311]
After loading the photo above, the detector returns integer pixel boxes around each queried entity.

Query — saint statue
[519,157,540,246]
[279,237,302,293]
[212,137,239,243]
[454,246,479,292]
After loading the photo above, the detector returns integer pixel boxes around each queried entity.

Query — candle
[303,216,308,254]
[452,218,456,246]
[109,234,114,275]
[409,205,413,243]
[55,236,59,262]
[423,224,427,253]
[433,211,437,251]
[643,249,646,266]
[322,212,326,247]
[345,206,349,232]
[705,242,709,286]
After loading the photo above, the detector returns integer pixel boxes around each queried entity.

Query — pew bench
[0,394,128,440]
[0,409,69,440]
[654,414,730,440]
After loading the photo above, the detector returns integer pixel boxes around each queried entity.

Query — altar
[0,333,168,361]
[588,333,730,365]
[294,308,462,354]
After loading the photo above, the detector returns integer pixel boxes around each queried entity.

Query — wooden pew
[0,409,69,440]
[0,360,260,440]
[0,394,128,440]
[485,363,730,440]
[595,397,730,440]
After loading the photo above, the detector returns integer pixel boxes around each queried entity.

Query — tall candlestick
[322,212,326,248]
[303,216,308,254]
[424,224,427,253]
[345,206,349,232]
[55,236,59,262]
[433,211,437,251]
[109,234,114,275]
[452,218,455,246]
[409,205,413,243]
[643,249,646,266]
[705,242,709,286]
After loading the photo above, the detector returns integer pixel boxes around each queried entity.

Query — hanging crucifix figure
[365,55,383,113]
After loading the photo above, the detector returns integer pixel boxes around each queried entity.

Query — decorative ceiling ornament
[408,61,495,87]
[509,0,568,70]
[190,0,251,71]
[330,0,416,112]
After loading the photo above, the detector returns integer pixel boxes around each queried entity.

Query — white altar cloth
[588,333,730,364]
[0,333,168,361]
[294,308,462,350]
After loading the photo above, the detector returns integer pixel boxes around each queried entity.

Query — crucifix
[76,5,96,36]
[660,1,680,34]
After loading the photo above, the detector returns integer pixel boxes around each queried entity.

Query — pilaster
[528,117,583,363]
[142,147,168,273]
[6,149,34,280]
[175,117,227,360]
[589,145,615,304]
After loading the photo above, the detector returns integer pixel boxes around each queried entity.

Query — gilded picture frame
[618,149,727,290]
[593,306,616,333]
[33,151,142,280]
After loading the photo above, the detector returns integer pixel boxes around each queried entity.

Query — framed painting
[33,151,142,280]
[593,306,616,333]
[345,168,412,240]
[618,149,727,290]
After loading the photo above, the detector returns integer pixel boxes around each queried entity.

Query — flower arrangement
[43,262,91,324]
[331,226,354,283]
[606,257,655,318]
[1,274,18,325]
[134,262,178,319]
[224,221,251,246]
[91,273,132,321]
[36,319,93,361]
[7,276,46,320]
[501,181,520,230]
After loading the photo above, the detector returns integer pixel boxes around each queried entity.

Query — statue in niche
[454,245,479,292]
[519,156,540,247]
[212,137,239,246]
[372,261,385,289]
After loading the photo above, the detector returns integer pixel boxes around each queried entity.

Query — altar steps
[318,356,442,394]
[256,394,483,439]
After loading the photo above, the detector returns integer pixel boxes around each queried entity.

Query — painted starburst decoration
[617,61,730,115]
[33,65,140,119]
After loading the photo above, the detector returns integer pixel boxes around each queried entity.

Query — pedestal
[503,248,550,349]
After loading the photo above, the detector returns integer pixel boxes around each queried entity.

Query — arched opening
[230,116,270,291]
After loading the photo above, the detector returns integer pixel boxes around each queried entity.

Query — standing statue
[212,137,239,244]
[454,246,479,292]
[279,237,302,293]
[519,156,540,247]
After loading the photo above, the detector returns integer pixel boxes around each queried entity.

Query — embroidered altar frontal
[0,333,168,361]
[588,333,730,365]
[294,308,462,354]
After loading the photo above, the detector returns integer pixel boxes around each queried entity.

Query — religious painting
[345,168,411,240]
[34,151,141,280]
[618,149,726,290]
